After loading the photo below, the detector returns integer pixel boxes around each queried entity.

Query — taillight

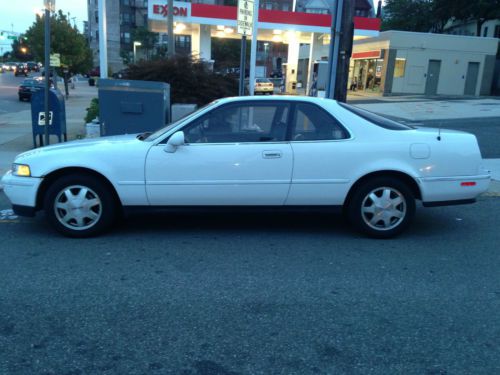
[461,182,476,187]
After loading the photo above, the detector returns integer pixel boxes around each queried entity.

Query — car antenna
[437,121,442,141]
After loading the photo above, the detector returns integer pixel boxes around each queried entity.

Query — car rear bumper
[1,171,42,210]
[419,173,491,205]
[254,87,274,93]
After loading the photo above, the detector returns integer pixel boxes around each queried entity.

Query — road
[0,70,32,114]
[1,191,500,374]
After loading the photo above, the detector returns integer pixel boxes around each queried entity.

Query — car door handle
[263,150,282,159]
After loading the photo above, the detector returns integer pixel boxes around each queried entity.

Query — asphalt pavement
[1,191,500,374]
[0,71,33,114]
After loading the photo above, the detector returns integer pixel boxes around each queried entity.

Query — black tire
[347,177,415,238]
[43,173,118,238]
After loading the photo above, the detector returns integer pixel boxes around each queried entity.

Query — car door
[286,102,353,205]
[145,101,293,206]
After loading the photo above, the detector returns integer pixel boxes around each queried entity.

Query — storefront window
[394,58,406,78]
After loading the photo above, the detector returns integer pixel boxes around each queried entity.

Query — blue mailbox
[30,88,67,147]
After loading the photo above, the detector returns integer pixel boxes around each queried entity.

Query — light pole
[98,0,108,78]
[133,41,142,63]
[167,0,175,57]
[43,0,55,146]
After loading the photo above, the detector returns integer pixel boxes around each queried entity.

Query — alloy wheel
[53,185,102,230]
[361,186,407,231]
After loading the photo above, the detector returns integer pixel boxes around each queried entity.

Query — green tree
[212,38,250,71]
[127,55,238,106]
[24,10,92,73]
[11,36,34,61]
[450,0,500,36]
[430,0,455,33]
[131,27,158,61]
[382,0,435,32]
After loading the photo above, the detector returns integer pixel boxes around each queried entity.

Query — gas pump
[282,63,298,94]
[281,63,287,94]
[309,61,329,97]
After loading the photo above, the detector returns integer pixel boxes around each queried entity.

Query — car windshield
[256,78,271,83]
[144,101,219,142]
[21,79,35,86]
[338,102,413,130]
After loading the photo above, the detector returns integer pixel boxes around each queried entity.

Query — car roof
[216,95,337,106]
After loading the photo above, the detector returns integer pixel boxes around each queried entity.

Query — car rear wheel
[43,174,117,237]
[347,177,415,238]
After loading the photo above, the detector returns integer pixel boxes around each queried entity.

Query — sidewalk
[349,95,500,121]
[0,81,97,175]
[0,91,499,193]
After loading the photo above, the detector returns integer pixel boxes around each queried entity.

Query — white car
[253,78,274,95]
[1,96,490,238]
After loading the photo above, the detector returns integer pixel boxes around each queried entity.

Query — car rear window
[338,102,413,130]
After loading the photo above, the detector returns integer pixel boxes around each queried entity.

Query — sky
[0,0,88,53]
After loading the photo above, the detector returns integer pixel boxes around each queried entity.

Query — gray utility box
[30,88,67,147]
[98,79,170,136]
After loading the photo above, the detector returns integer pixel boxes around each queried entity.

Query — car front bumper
[1,170,42,212]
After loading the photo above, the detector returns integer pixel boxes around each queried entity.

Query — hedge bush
[126,55,239,107]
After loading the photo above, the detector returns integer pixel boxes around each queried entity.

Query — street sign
[237,0,254,35]
[50,53,61,67]
[38,111,53,126]
[7,36,17,40]
[44,0,56,12]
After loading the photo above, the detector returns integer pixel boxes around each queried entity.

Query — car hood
[15,133,141,162]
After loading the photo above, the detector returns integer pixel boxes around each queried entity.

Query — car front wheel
[347,177,415,238]
[44,174,117,237]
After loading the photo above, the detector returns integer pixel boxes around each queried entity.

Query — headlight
[12,163,31,177]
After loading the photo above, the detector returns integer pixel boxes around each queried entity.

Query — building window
[121,32,131,43]
[494,25,500,38]
[95,10,98,23]
[175,35,191,51]
[96,30,99,41]
[483,26,489,37]
[122,0,130,5]
[125,13,131,24]
[394,58,406,78]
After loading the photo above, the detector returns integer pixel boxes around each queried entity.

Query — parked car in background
[3,62,18,72]
[87,67,100,77]
[111,69,129,79]
[270,69,283,78]
[26,61,40,72]
[1,96,490,238]
[253,78,274,95]
[18,78,46,101]
[14,63,28,77]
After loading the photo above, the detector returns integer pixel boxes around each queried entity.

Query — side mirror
[164,131,185,153]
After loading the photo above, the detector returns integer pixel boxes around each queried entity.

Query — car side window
[292,103,349,141]
[183,103,289,144]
